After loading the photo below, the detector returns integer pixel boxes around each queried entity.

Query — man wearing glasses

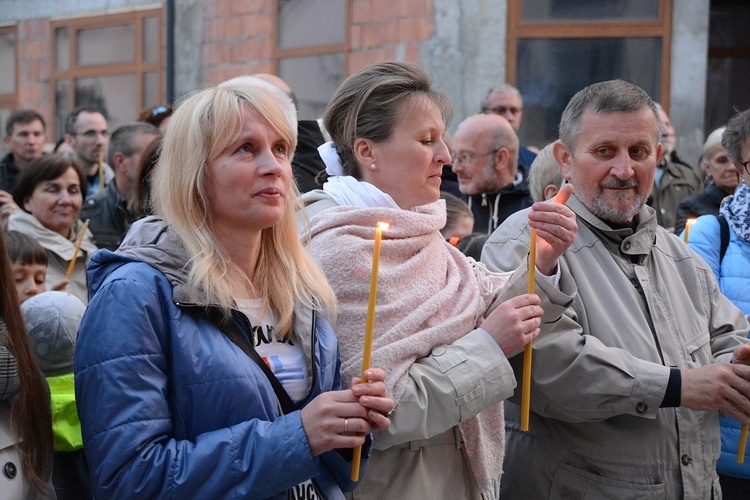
[480,84,537,171]
[64,106,112,199]
[451,113,533,234]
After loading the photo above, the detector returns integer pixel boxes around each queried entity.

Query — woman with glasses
[674,127,740,234]
[684,107,750,499]
[299,61,578,499]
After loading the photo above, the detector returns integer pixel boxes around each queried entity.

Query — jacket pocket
[684,333,712,368]
[549,463,665,500]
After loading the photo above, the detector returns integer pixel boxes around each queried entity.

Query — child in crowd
[5,230,48,304]
[21,291,90,499]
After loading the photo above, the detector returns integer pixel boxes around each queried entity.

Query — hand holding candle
[351,221,388,481]
[521,184,575,432]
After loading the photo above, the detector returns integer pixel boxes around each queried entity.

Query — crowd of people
[0,59,748,499]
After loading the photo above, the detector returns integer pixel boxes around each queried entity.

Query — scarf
[306,199,509,497]
[720,181,750,244]
[317,141,401,209]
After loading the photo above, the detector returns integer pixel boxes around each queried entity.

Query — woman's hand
[300,368,394,456]
[480,293,542,357]
[529,183,576,276]
[351,368,394,433]
[0,190,18,232]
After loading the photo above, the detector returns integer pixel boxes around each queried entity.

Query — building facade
[0,0,747,165]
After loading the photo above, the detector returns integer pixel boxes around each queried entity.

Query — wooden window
[0,26,18,138]
[50,9,163,140]
[273,0,349,120]
[507,0,672,149]
[705,0,750,133]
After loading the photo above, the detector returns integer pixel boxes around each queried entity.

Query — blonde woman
[74,78,394,498]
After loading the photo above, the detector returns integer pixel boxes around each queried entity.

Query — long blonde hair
[153,79,336,335]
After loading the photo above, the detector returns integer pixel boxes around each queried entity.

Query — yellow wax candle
[739,424,748,463]
[351,221,388,481]
[683,218,695,243]
[98,154,105,189]
[62,219,90,290]
[521,229,537,432]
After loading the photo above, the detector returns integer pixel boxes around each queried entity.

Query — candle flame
[686,218,696,227]
[377,222,390,231]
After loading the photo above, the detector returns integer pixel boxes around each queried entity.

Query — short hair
[722,108,750,163]
[440,192,473,236]
[13,154,87,210]
[323,61,452,180]
[106,122,160,167]
[4,230,47,267]
[137,105,173,128]
[702,127,726,162]
[558,79,660,150]
[153,78,335,335]
[64,106,106,136]
[488,117,520,174]
[480,84,523,112]
[128,135,162,218]
[528,143,564,202]
[5,109,46,136]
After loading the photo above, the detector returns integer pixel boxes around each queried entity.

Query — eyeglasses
[452,149,498,165]
[482,106,523,116]
[75,130,109,139]
[739,157,750,176]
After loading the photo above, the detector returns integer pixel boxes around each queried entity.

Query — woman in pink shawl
[300,61,577,499]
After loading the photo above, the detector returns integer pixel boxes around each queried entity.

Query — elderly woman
[0,230,55,498]
[8,155,95,304]
[300,61,577,499]
[73,78,394,499]
[684,108,750,499]
[674,126,740,234]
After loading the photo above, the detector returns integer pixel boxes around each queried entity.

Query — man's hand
[681,363,750,424]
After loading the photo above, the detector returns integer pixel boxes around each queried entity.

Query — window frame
[506,0,673,109]
[49,8,163,139]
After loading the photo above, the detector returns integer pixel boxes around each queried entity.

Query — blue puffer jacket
[686,213,750,478]
[74,217,367,499]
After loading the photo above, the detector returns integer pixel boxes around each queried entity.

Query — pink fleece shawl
[306,199,509,496]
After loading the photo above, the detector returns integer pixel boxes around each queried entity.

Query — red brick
[25,60,50,82]
[351,0,370,23]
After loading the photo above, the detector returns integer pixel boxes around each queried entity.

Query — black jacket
[467,163,533,235]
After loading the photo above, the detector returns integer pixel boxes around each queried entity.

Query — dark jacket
[648,159,703,231]
[79,181,133,251]
[467,163,533,235]
[292,120,327,193]
[674,183,731,235]
[0,152,20,194]
[74,216,368,499]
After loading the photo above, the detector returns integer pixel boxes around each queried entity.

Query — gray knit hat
[21,291,85,377]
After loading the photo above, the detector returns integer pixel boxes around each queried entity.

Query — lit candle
[521,229,536,432]
[98,154,105,189]
[521,186,570,432]
[62,219,90,290]
[683,218,695,243]
[739,424,748,463]
[351,221,388,481]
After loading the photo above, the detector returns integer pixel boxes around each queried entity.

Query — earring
[369,163,377,170]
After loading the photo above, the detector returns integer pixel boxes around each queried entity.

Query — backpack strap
[716,214,730,263]
[204,307,298,414]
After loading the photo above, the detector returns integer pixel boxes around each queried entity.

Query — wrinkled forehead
[576,108,660,146]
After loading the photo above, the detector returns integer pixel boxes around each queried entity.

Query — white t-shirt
[235,299,310,404]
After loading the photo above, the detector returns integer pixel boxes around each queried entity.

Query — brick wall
[16,18,53,128]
